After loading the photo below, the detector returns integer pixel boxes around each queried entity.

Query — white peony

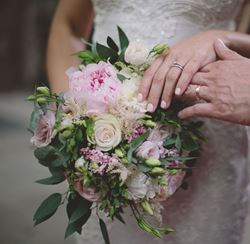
[125,41,150,66]
[90,114,122,151]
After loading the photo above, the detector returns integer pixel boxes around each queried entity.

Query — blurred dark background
[0,0,56,92]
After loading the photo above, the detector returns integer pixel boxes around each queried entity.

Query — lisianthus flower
[30,111,56,148]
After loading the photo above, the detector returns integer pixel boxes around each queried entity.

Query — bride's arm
[46,0,94,93]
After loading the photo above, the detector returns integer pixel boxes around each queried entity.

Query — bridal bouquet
[28,27,203,242]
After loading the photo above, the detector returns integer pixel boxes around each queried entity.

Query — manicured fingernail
[147,103,154,112]
[175,88,181,95]
[218,38,226,48]
[161,100,167,109]
[137,93,143,102]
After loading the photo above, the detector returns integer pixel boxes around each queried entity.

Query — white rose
[125,41,150,66]
[90,114,122,151]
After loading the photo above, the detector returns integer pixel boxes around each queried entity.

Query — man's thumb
[214,39,241,60]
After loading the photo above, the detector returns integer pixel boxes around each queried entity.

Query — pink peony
[75,178,102,202]
[31,111,56,148]
[66,61,121,115]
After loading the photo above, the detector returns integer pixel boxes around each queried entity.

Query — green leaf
[29,107,42,131]
[69,198,92,224]
[33,193,62,225]
[99,218,110,244]
[107,36,119,52]
[175,134,181,150]
[64,209,91,239]
[163,156,196,162]
[127,131,149,163]
[96,43,118,63]
[35,173,65,185]
[181,131,199,151]
[117,74,128,82]
[51,153,71,167]
[163,137,176,147]
[34,145,57,161]
[117,26,129,50]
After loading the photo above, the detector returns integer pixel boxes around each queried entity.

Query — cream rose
[90,114,122,151]
[125,41,150,66]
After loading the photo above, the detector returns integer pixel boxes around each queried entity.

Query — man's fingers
[191,72,209,85]
[178,103,215,119]
[182,84,211,101]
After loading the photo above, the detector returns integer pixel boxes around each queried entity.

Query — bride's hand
[138,30,228,112]
[178,39,250,125]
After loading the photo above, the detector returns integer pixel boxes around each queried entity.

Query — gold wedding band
[195,85,201,100]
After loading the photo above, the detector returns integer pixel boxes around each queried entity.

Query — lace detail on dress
[91,0,244,45]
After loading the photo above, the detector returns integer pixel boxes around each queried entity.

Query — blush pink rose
[75,178,102,202]
[148,125,172,143]
[31,111,56,148]
[66,61,121,114]
[136,141,161,159]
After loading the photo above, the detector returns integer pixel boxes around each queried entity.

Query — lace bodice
[92,0,244,45]
[76,1,250,244]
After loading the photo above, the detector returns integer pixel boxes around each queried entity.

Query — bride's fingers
[182,84,211,101]
[138,55,165,101]
[178,103,215,119]
[146,57,174,111]
[174,58,201,95]
[161,58,188,108]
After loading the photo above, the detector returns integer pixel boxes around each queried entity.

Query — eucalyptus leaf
[35,173,65,185]
[64,209,91,239]
[69,198,92,224]
[51,153,71,167]
[99,218,110,244]
[33,193,62,225]
[34,145,57,161]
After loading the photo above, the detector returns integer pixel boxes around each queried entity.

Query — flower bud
[27,95,36,101]
[37,97,48,104]
[36,86,50,96]
[144,120,157,127]
[91,162,99,170]
[158,178,167,185]
[151,43,169,55]
[62,129,72,138]
[145,157,161,167]
[149,167,165,175]
[141,200,154,215]
[115,149,124,158]
[75,157,86,170]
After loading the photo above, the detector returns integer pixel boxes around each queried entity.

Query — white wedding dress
[77,0,250,243]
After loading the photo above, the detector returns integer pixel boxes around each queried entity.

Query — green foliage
[65,194,92,239]
[117,26,129,50]
[107,36,119,52]
[99,218,110,244]
[33,193,62,226]
[127,131,150,163]
[96,43,119,64]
